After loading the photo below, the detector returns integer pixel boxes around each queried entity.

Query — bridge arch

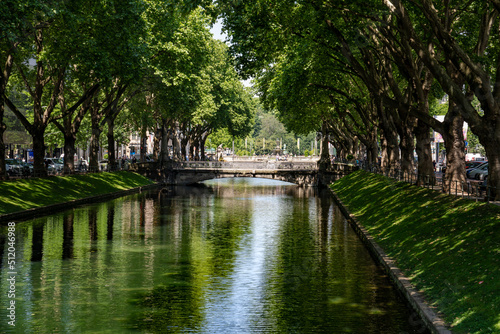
[169,169,319,186]
[133,160,357,187]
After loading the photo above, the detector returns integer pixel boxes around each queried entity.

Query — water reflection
[0,178,428,333]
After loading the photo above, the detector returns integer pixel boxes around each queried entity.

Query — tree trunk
[4,30,66,178]
[58,83,95,175]
[189,140,195,161]
[399,119,415,179]
[153,124,162,161]
[351,136,358,157]
[377,98,399,173]
[0,52,15,179]
[414,119,436,185]
[172,131,182,161]
[60,111,77,174]
[334,138,348,160]
[483,140,500,200]
[89,111,101,172]
[0,103,7,179]
[107,118,116,170]
[32,130,47,177]
[200,135,207,161]
[318,122,331,170]
[140,130,147,162]
[181,137,189,161]
[366,143,378,165]
[195,136,202,161]
[471,112,500,200]
[379,126,399,174]
[63,134,76,174]
[442,103,466,193]
[160,124,170,165]
[365,127,378,165]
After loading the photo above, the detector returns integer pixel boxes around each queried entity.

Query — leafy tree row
[0,0,255,177]
[216,0,500,199]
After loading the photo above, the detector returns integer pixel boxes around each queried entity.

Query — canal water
[0,178,428,333]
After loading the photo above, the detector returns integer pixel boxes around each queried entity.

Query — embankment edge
[329,188,452,334]
[0,183,162,224]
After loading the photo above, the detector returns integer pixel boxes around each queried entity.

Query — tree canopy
[216,0,500,199]
[4,0,500,204]
[1,0,257,175]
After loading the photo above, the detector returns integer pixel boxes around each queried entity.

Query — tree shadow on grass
[0,172,152,215]
[331,171,500,333]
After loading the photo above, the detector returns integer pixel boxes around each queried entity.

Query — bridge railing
[223,156,319,162]
[172,160,319,170]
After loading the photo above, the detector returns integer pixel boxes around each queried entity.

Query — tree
[56,0,147,172]
[141,8,255,162]
[217,0,495,191]
[384,0,500,197]
[1,1,59,177]
[0,0,56,178]
[4,0,146,175]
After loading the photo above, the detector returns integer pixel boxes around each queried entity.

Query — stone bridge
[134,159,358,187]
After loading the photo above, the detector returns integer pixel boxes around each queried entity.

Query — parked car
[444,160,485,176]
[5,159,30,176]
[475,167,488,181]
[466,161,484,170]
[468,162,489,180]
[5,159,17,175]
[466,161,488,178]
[25,162,34,175]
[45,158,63,173]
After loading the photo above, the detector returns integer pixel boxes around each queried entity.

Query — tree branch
[3,96,34,135]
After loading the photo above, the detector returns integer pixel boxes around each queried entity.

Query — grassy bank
[331,171,500,334]
[0,171,154,215]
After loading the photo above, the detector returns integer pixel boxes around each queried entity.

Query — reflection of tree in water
[208,178,317,199]
[127,182,257,333]
[129,278,203,333]
[206,194,254,277]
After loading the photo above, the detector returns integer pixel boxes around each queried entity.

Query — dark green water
[1,178,428,333]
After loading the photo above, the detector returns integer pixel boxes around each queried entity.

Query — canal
[0,178,428,333]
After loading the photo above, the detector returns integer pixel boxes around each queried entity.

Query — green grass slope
[331,171,500,334]
[0,171,154,215]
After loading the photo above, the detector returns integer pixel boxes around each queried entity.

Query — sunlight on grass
[331,171,500,334]
[0,172,154,215]
[451,308,476,328]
